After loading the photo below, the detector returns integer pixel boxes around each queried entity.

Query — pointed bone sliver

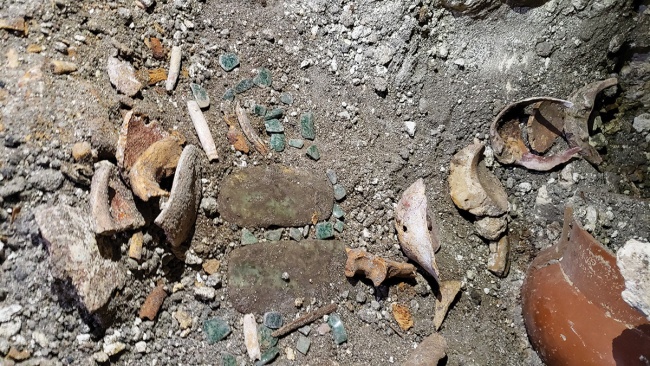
[154,145,202,248]
[433,280,462,330]
[516,147,582,171]
[235,102,269,155]
[564,78,618,165]
[187,100,219,161]
[395,178,440,283]
[89,160,145,235]
[490,97,573,165]
[344,248,417,287]
[129,134,184,201]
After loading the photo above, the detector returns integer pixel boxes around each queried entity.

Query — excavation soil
[0,0,649,365]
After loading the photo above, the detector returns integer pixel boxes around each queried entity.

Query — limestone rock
[617,239,650,319]
[107,57,142,97]
[474,216,508,241]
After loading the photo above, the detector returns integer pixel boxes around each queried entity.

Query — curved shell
[448,140,508,217]
[394,178,440,283]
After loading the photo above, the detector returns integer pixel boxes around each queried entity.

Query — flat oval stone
[218,166,333,228]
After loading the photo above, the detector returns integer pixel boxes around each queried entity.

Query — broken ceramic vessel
[154,145,202,249]
[89,160,145,235]
[395,179,441,283]
[522,207,650,365]
[448,140,508,217]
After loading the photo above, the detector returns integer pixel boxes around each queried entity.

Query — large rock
[35,205,126,313]
[228,240,349,314]
[217,166,333,228]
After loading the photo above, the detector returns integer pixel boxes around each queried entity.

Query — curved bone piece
[129,133,184,202]
[344,248,417,287]
[89,160,144,235]
[394,178,440,283]
[154,145,202,248]
[449,140,509,217]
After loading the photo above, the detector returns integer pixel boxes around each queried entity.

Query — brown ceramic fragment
[522,207,650,365]
[90,161,145,235]
[527,101,565,154]
[115,111,169,173]
[128,231,144,260]
[224,113,250,153]
[487,235,509,277]
[202,259,221,275]
[392,303,414,331]
[402,333,447,366]
[433,280,461,331]
[395,179,441,283]
[0,17,27,35]
[6,347,30,361]
[129,133,184,202]
[154,145,202,248]
[449,141,509,217]
[147,68,168,85]
[344,248,416,287]
[149,37,166,60]
[139,283,167,320]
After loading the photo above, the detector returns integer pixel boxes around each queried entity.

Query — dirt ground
[1,0,649,365]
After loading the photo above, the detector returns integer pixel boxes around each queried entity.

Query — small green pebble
[264,108,284,120]
[333,184,346,201]
[289,228,302,241]
[296,335,311,355]
[203,318,231,344]
[234,79,254,94]
[264,228,283,241]
[315,222,334,240]
[288,139,304,149]
[241,228,258,245]
[254,347,279,366]
[327,313,348,344]
[332,204,345,219]
[222,88,235,101]
[280,93,293,105]
[306,145,320,161]
[219,53,240,71]
[254,104,267,116]
[334,220,345,233]
[253,68,272,87]
[221,353,237,366]
[190,83,210,108]
[263,312,283,329]
[258,325,278,350]
[270,133,285,152]
[326,169,337,184]
[264,119,284,133]
[300,112,315,140]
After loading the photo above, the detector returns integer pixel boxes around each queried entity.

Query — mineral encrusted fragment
[35,205,126,313]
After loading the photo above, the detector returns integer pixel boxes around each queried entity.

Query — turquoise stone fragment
[298,325,311,335]
[254,347,279,366]
[315,222,333,240]
[253,67,272,87]
[258,325,279,350]
[288,139,304,149]
[334,220,344,233]
[264,228,283,241]
[264,119,284,133]
[221,353,237,366]
[241,228,258,245]
[223,88,235,101]
[332,204,344,219]
[300,112,315,140]
[203,318,231,344]
[190,83,210,108]
[254,104,267,116]
[219,53,240,71]
[263,312,283,329]
[270,133,285,152]
[289,228,302,241]
[327,313,348,344]
[280,93,293,105]
[234,79,254,94]
[306,145,320,161]
[264,108,284,120]
[333,184,346,201]
[296,335,311,355]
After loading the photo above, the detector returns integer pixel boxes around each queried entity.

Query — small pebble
[219,53,240,71]
[306,145,320,161]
